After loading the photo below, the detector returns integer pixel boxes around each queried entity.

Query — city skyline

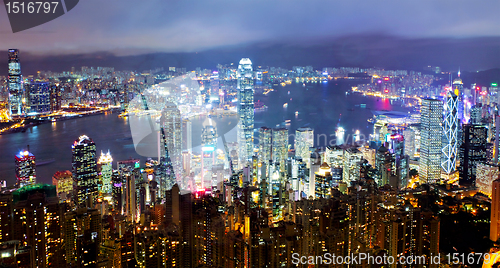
[2,0,500,266]
[1,49,500,266]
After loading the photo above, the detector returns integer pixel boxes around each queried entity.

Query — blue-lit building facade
[27,82,51,114]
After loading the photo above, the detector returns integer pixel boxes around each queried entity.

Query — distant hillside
[2,35,500,76]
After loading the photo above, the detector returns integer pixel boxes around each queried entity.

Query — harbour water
[0,81,408,185]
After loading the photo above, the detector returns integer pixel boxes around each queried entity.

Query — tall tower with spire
[453,69,464,122]
[237,58,254,167]
[442,86,459,175]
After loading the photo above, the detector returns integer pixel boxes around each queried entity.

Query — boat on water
[295,111,299,116]
[283,103,288,108]
[360,104,366,108]
[255,100,268,111]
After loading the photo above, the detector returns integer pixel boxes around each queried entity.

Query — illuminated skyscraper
[295,127,314,167]
[272,127,288,172]
[72,135,98,207]
[442,90,459,174]
[419,99,443,184]
[315,162,332,199]
[160,103,182,190]
[458,124,487,186]
[50,84,61,112]
[210,71,221,105]
[8,49,22,116]
[470,105,482,124]
[258,127,272,164]
[15,150,36,188]
[453,71,464,122]
[343,147,363,184]
[237,58,254,166]
[201,118,217,189]
[387,133,409,189]
[27,82,50,114]
[97,151,113,196]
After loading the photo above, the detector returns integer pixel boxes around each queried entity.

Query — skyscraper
[50,84,61,112]
[343,147,363,184]
[387,133,409,189]
[97,151,113,196]
[201,118,217,190]
[272,127,288,172]
[72,135,98,207]
[237,58,254,166]
[453,71,464,122]
[160,103,182,190]
[258,127,272,164]
[8,49,22,116]
[442,90,459,174]
[15,150,36,188]
[458,124,487,186]
[419,99,443,184]
[295,127,314,167]
[27,82,51,114]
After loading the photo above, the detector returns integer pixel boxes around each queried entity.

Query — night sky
[1,0,500,72]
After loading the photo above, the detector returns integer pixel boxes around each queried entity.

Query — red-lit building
[15,150,36,188]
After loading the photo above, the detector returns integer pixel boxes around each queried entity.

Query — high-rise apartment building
[12,184,65,267]
[476,163,499,197]
[419,99,443,183]
[72,135,98,207]
[63,208,102,266]
[237,58,254,166]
